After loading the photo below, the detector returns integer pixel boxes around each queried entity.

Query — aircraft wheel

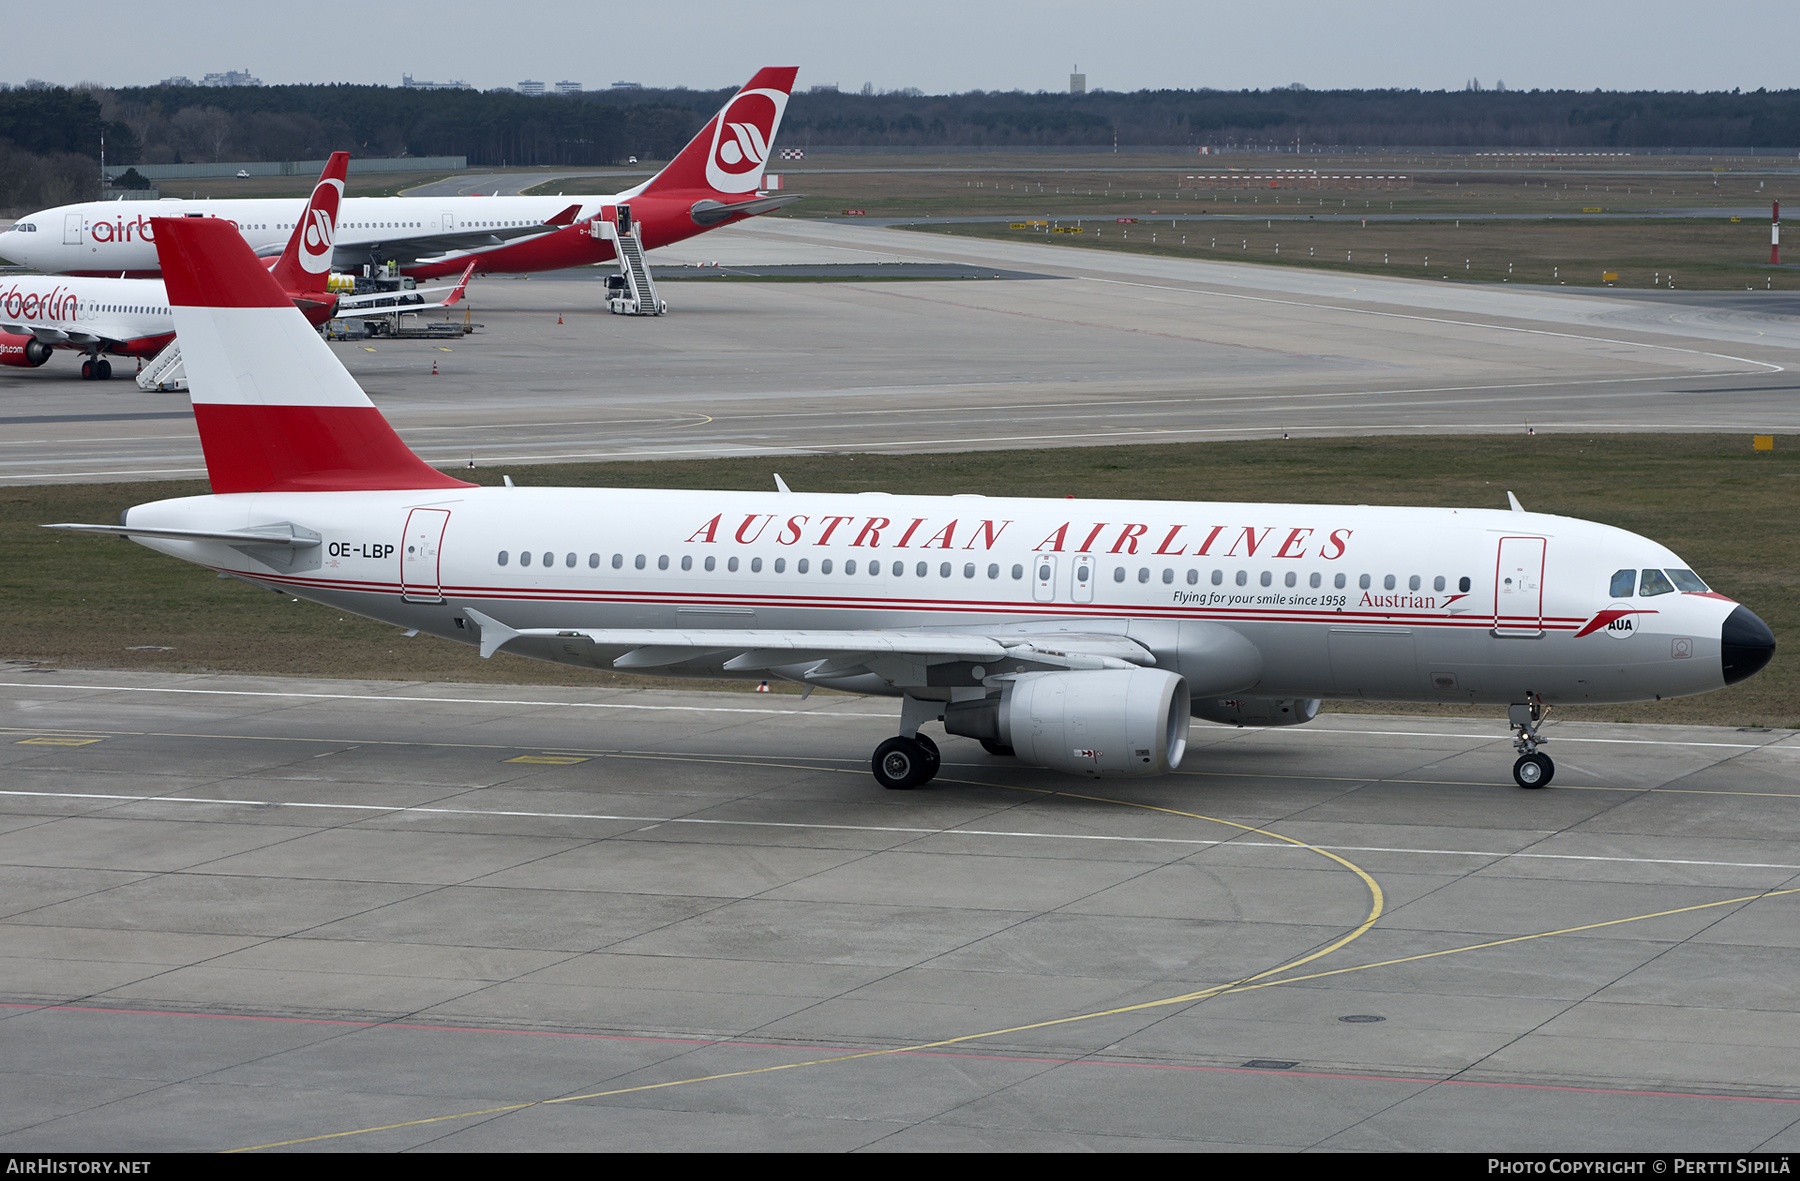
[95,359,112,381]
[80,359,94,380]
[980,739,1016,758]
[873,736,933,790]
[1512,752,1554,790]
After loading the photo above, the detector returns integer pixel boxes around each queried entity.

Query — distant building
[808,83,838,93]
[1070,72,1086,95]
[200,69,262,87]
[610,81,643,90]
[158,76,194,87]
[554,80,582,95]
[518,79,546,96]
[402,74,473,91]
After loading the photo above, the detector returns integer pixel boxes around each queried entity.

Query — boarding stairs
[590,204,666,316]
[137,340,187,392]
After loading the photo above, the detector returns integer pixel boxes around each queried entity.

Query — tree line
[5,83,1798,213]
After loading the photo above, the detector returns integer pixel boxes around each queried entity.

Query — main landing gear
[80,357,113,381]
[872,733,940,790]
[1509,693,1554,789]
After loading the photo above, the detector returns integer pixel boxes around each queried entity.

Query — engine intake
[945,668,1190,778]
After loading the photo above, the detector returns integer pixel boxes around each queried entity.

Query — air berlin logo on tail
[299,178,344,274]
[705,88,787,194]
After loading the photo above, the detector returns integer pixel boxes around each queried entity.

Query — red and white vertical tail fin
[153,216,473,495]
[636,67,797,199]
[266,151,347,299]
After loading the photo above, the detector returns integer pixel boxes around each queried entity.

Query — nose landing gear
[1509,694,1554,789]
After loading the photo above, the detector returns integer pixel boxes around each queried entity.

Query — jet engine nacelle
[1190,697,1321,727]
[0,333,52,367]
[946,668,1190,778]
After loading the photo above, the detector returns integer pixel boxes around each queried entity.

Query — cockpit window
[1610,569,1635,598]
[1640,569,1676,597]
[1665,569,1709,593]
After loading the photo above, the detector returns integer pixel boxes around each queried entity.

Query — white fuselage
[1,193,627,276]
[0,274,175,351]
[119,486,1739,706]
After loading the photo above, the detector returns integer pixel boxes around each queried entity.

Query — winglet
[774,473,792,494]
[462,609,521,659]
[442,261,477,307]
[1507,491,1525,513]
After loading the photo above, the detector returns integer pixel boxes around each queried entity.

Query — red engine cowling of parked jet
[1190,697,1322,727]
[0,333,52,367]
[945,668,1190,778]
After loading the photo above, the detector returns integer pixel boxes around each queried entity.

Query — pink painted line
[6,1002,1796,1105]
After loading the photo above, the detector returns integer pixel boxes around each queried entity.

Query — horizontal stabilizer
[43,522,320,547]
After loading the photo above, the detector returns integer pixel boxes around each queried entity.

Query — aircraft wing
[3,324,111,348]
[330,205,583,268]
[334,262,475,315]
[462,609,1154,675]
[330,263,475,323]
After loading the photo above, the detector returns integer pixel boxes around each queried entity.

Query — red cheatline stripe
[212,567,1574,632]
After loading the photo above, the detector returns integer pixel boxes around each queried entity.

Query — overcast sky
[12,1,1796,95]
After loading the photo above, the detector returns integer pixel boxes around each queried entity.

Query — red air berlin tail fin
[267,151,348,298]
[153,216,473,495]
[638,67,797,199]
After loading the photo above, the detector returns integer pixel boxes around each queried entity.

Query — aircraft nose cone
[1721,605,1775,686]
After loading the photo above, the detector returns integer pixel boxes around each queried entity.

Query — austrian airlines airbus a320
[52,218,1776,791]
[1,68,800,282]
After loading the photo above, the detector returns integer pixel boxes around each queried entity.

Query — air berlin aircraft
[50,218,1776,791]
[1,68,800,281]
[0,154,473,379]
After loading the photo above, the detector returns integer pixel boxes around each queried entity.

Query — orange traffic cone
[431,358,438,375]
[557,315,563,325]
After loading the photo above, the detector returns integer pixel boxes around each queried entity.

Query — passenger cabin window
[1640,569,1676,597]
[1458,576,1471,593]
[1610,569,1636,598]
[497,551,509,566]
